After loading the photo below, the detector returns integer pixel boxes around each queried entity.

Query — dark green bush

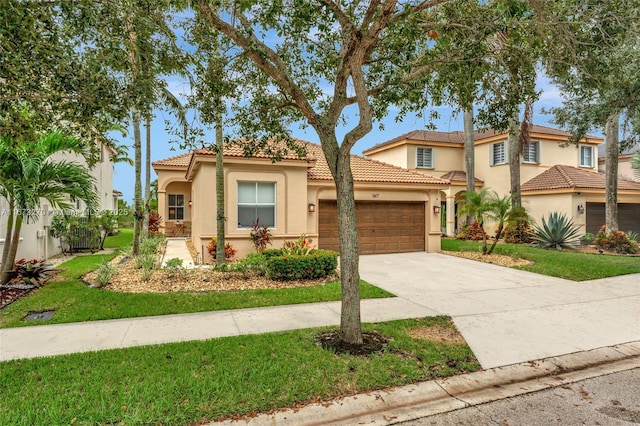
[261,249,283,259]
[265,250,338,281]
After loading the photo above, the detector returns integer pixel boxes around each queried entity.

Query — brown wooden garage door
[318,200,425,254]
[586,203,640,234]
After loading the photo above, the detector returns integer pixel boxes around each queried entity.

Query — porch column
[446,194,456,237]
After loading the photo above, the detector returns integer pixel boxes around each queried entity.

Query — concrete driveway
[359,252,640,369]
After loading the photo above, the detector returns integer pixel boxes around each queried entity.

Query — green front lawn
[442,239,640,281]
[1,229,392,328]
[0,316,478,426]
[0,276,391,328]
[103,228,133,248]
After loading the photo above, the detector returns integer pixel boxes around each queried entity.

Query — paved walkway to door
[359,252,640,368]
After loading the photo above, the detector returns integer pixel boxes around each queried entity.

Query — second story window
[580,146,593,167]
[416,147,433,168]
[523,141,540,163]
[490,142,506,166]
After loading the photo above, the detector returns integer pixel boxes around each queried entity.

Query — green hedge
[266,250,338,281]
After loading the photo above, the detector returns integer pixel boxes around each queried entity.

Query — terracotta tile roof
[153,139,449,185]
[193,138,316,162]
[440,170,484,184]
[521,165,640,192]
[474,124,601,141]
[365,130,465,152]
[304,143,448,184]
[366,124,603,154]
[151,152,192,167]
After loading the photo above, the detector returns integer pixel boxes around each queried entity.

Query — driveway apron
[359,252,640,369]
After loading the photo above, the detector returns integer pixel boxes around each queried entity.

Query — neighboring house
[364,125,640,236]
[522,165,640,235]
[598,142,640,183]
[152,140,448,260]
[0,141,118,261]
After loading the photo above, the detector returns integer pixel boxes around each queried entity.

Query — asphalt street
[400,368,640,426]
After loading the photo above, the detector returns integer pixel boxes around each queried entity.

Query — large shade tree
[191,0,555,345]
[0,1,125,157]
[543,1,640,231]
[71,0,186,254]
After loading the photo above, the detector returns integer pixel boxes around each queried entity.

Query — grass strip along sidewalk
[442,239,640,281]
[0,316,479,425]
[0,230,392,328]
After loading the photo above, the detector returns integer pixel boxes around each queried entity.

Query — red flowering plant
[249,219,272,253]
[281,234,313,256]
[206,237,238,262]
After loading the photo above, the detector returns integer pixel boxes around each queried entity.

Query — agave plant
[531,212,581,250]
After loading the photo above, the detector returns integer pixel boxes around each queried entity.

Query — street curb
[212,341,640,425]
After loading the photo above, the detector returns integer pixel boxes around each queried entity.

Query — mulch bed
[316,330,390,356]
[0,286,34,309]
[83,255,337,293]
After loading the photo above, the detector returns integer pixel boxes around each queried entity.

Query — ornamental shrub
[456,221,489,241]
[503,207,533,244]
[281,234,313,256]
[594,226,639,254]
[206,237,238,261]
[261,249,283,259]
[249,219,272,253]
[147,211,163,234]
[265,249,338,281]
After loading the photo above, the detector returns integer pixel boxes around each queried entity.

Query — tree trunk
[0,214,23,285]
[142,117,151,239]
[487,222,503,255]
[334,148,362,345]
[508,113,521,209]
[215,108,226,266]
[463,108,475,225]
[605,114,619,231]
[480,221,488,255]
[1,197,15,281]
[132,109,142,255]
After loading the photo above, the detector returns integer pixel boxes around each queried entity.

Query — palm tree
[457,188,492,254]
[485,193,513,255]
[0,132,97,284]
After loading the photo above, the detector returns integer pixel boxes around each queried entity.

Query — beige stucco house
[152,141,448,261]
[0,141,120,261]
[598,143,640,183]
[364,125,640,236]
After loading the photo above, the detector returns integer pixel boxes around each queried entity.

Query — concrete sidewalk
[2,252,638,368]
[0,297,434,361]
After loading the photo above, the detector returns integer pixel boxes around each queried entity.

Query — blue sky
[113,72,577,203]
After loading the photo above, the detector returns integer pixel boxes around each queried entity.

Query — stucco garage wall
[523,193,586,233]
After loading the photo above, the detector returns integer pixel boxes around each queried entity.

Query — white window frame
[579,146,594,167]
[490,142,507,166]
[237,182,276,228]
[523,141,540,163]
[168,194,185,220]
[416,147,434,168]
